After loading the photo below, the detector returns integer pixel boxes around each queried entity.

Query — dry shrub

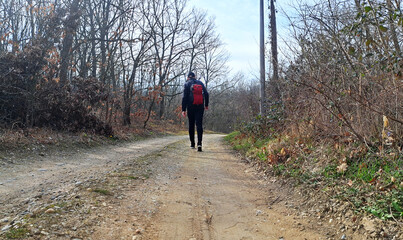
[0,46,112,136]
[34,78,113,135]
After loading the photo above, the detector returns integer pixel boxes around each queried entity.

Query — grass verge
[225,131,403,221]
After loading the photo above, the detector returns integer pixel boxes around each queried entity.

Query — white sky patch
[189,0,260,78]
[189,0,314,79]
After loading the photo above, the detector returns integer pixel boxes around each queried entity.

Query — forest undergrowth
[0,120,184,156]
[225,116,403,223]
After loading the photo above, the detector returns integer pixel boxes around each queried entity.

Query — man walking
[182,72,209,152]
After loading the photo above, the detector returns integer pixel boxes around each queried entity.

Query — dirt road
[1,134,330,239]
[0,136,187,214]
[133,135,324,240]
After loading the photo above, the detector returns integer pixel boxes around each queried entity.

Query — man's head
[187,72,196,79]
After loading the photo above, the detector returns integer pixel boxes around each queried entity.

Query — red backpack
[191,84,203,105]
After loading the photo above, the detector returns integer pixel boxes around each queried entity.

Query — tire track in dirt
[91,134,326,240]
[0,135,187,219]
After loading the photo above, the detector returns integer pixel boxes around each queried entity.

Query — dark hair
[188,72,195,78]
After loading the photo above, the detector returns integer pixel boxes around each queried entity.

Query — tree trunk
[10,0,19,53]
[88,0,97,77]
[27,0,35,42]
[259,0,266,116]
[386,0,401,56]
[99,0,111,84]
[59,0,81,86]
[159,94,165,119]
[144,99,155,129]
[269,0,280,101]
[123,99,131,125]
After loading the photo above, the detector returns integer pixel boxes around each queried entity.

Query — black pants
[187,105,204,146]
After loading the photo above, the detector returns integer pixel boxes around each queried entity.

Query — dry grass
[0,119,185,152]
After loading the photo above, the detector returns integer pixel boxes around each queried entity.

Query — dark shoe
[190,143,195,149]
[197,145,202,152]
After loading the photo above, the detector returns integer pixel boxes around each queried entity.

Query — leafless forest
[0,0,232,134]
[0,0,401,146]
[280,0,402,147]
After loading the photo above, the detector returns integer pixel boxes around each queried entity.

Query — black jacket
[182,78,209,111]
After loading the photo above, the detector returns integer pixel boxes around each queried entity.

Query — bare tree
[282,0,402,144]
[143,0,191,120]
[269,0,280,101]
[0,0,231,132]
[259,0,266,116]
[59,0,82,86]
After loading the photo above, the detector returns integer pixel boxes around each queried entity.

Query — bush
[34,78,113,135]
[0,46,112,135]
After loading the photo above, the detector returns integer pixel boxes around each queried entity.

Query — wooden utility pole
[269,0,280,100]
[259,0,266,116]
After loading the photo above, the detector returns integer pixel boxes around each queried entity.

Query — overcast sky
[188,0,303,79]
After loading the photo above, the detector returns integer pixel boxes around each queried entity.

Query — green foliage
[4,227,29,239]
[225,131,254,153]
[326,155,402,220]
[233,140,252,153]
[240,109,282,139]
[92,188,112,195]
[273,164,286,176]
[348,0,403,75]
[123,175,139,180]
[141,173,151,179]
[224,131,241,142]
[255,150,267,162]
[348,156,402,184]
[226,126,403,221]
[322,164,342,179]
[361,189,403,220]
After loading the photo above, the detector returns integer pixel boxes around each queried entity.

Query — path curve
[92,134,325,240]
[0,135,187,217]
[1,134,328,239]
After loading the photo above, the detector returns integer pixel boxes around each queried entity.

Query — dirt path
[90,134,326,240]
[1,134,331,239]
[0,136,187,217]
